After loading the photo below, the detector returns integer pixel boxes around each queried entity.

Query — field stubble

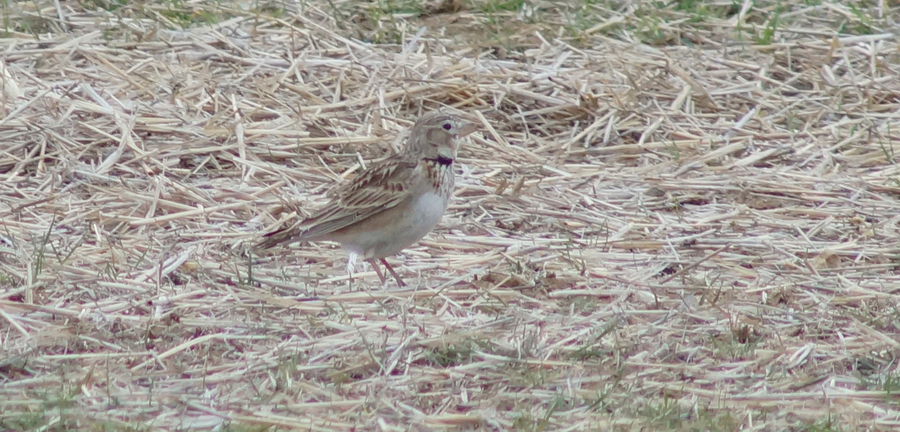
[1,0,900,430]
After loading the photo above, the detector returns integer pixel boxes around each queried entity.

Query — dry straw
[1,0,900,430]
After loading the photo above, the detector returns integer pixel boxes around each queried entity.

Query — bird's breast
[425,159,455,196]
[410,191,449,229]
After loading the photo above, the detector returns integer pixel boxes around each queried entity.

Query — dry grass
[2,0,900,430]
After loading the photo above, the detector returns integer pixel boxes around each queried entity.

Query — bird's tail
[256,225,299,250]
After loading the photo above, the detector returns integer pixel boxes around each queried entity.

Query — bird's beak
[458,116,480,138]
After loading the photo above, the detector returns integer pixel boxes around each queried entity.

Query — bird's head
[405,111,478,164]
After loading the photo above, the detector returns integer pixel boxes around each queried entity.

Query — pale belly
[332,192,449,259]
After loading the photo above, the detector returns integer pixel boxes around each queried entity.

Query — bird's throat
[425,156,454,166]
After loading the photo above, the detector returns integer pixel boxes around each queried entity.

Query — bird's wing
[257,158,420,249]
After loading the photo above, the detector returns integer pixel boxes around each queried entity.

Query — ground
[1,0,900,430]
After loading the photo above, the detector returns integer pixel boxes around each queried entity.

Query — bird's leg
[346,252,358,289]
[380,258,407,287]
[367,259,387,285]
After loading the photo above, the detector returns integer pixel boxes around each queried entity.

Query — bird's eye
[442,122,453,131]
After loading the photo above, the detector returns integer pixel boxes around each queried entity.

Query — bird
[257,111,478,287]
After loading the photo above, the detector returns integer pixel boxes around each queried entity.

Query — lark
[258,112,477,286]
